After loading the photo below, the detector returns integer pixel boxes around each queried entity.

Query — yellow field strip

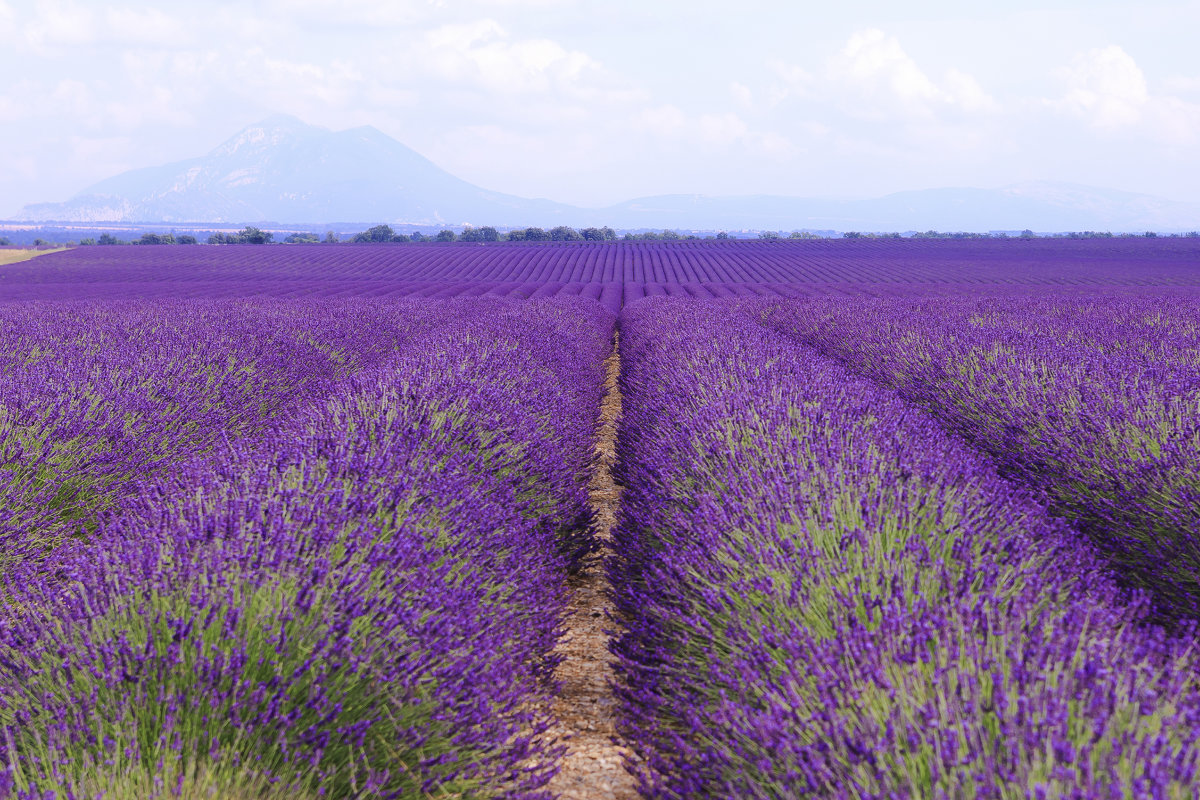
[0,247,69,265]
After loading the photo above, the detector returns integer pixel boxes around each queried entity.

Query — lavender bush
[0,300,454,565]
[0,297,614,798]
[612,297,1200,799]
[755,294,1200,617]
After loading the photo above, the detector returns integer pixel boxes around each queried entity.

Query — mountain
[14,115,579,226]
[12,116,1200,231]
[598,184,1200,232]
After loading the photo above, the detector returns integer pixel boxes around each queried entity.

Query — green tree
[550,226,583,241]
[0,236,12,246]
[435,229,457,242]
[177,234,198,245]
[353,225,395,243]
[524,227,550,242]
[580,225,619,241]
[325,231,339,243]
[137,233,175,245]
[238,226,273,244]
[284,232,320,244]
[459,225,484,243]
[98,233,123,245]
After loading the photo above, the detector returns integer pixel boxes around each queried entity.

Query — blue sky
[3,0,1198,213]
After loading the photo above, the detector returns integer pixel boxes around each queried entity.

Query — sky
[2,0,1199,213]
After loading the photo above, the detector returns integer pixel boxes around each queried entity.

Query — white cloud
[260,0,433,27]
[828,29,998,117]
[1057,45,1147,127]
[765,60,814,107]
[771,60,814,90]
[420,20,604,96]
[752,130,797,159]
[166,49,222,81]
[698,112,748,148]
[105,7,185,44]
[1162,74,1200,96]
[257,52,327,83]
[211,48,375,116]
[730,82,754,109]
[1053,46,1200,145]
[425,19,505,51]
[0,1,15,29]
[631,105,762,156]
[23,0,95,50]
[0,154,38,185]
[635,104,687,138]
[103,87,193,130]
[943,69,997,114]
[67,135,133,165]
[1147,96,1200,145]
[49,78,89,113]
[834,29,942,105]
[476,0,572,6]
[120,50,169,84]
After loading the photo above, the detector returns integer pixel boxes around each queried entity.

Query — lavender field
[1,239,1198,798]
[2,238,1199,310]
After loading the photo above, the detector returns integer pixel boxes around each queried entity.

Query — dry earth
[546,335,639,800]
[0,247,67,265]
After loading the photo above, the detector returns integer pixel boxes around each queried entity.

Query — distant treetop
[209,226,274,244]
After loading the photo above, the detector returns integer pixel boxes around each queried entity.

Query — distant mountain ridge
[16,115,577,227]
[608,184,1200,232]
[13,115,1200,231]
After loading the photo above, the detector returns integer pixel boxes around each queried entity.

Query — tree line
[77,229,264,245]
[345,225,622,243]
[42,226,1200,246]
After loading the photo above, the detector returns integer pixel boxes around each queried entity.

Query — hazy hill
[599,184,1200,232]
[15,115,578,227]
[13,116,1200,232]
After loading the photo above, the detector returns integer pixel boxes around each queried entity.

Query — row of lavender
[3,239,1197,300]
[612,297,1200,798]
[0,279,842,312]
[0,297,613,797]
[754,295,1200,619]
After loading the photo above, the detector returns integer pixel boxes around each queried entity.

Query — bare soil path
[546,335,638,800]
[0,247,68,266]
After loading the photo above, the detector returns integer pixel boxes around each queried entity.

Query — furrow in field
[548,334,639,800]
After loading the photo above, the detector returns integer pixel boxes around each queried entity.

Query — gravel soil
[546,336,639,800]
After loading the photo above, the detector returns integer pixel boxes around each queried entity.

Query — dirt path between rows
[546,334,638,800]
